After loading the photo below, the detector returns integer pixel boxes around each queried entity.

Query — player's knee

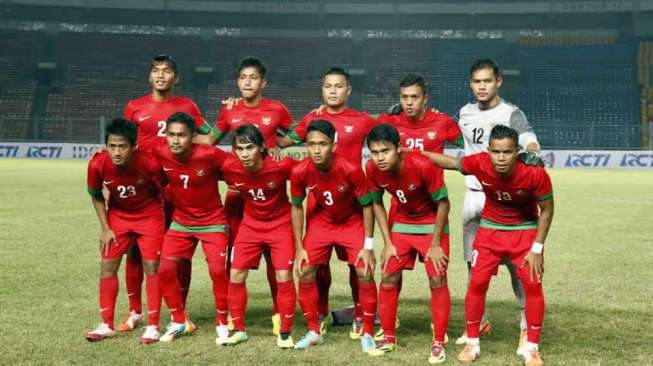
[299,265,318,282]
[381,272,401,287]
[355,269,374,284]
[468,272,491,293]
[429,275,447,289]
[521,280,543,297]
[99,259,120,277]
[275,270,292,282]
[142,260,159,275]
[229,268,248,283]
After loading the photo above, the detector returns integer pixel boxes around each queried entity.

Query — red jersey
[366,152,448,232]
[214,98,294,149]
[221,155,294,221]
[124,95,209,152]
[377,110,462,153]
[153,144,228,227]
[288,108,377,164]
[87,150,163,219]
[290,154,373,225]
[459,152,553,228]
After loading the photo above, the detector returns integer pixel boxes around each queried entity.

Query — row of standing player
[85,55,551,365]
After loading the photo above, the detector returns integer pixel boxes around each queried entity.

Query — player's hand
[518,151,544,167]
[425,245,448,273]
[356,249,376,276]
[269,146,283,162]
[101,184,111,211]
[521,251,544,283]
[99,228,116,256]
[221,97,241,110]
[311,104,326,115]
[387,103,402,115]
[380,244,399,273]
[294,248,310,277]
[430,107,440,113]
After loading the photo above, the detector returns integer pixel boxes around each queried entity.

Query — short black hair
[307,119,336,143]
[366,123,400,148]
[489,124,518,148]
[166,112,196,134]
[323,66,350,83]
[238,57,266,79]
[232,123,267,154]
[399,73,427,94]
[151,54,178,75]
[105,118,138,146]
[470,58,500,78]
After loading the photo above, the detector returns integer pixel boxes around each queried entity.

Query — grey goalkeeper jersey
[457,98,538,190]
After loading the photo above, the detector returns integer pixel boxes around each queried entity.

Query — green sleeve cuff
[357,192,373,206]
[453,134,464,148]
[87,188,103,199]
[370,190,383,202]
[287,129,304,144]
[291,195,305,206]
[537,191,553,201]
[456,159,464,174]
[431,186,448,201]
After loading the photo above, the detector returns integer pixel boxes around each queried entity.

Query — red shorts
[303,218,365,268]
[161,229,228,262]
[384,232,450,277]
[104,211,164,261]
[231,215,294,271]
[471,227,540,285]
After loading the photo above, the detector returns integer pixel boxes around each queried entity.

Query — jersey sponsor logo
[261,116,272,126]
[380,184,389,188]
[344,125,354,133]
[288,259,294,265]
[284,314,294,318]
[407,183,417,191]
[163,167,174,171]
[196,169,206,176]
[619,153,653,168]
[102,180,114,185]
[234,182,246,187]
[564,153,610,167]
[219,251,227,257]
[480,181,492,186]
[138,115,150,122]
[427,131,437,140]
[307,185,317,191]
[231,118,242,123]
[336,184,347,193]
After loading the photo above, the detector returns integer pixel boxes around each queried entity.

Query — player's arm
[510,109,544,165]
[419,151,460,171]
[278,117,308,148]
[423,163,451,272]
[352,168,376,274]
[521,171,554,283]
[290,170,309,275]
[88,186,116,256]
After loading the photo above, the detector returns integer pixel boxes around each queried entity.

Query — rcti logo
[27,145,63,158]
[0,145,20,158]
[619,153,653,168]
[564,153,610,167]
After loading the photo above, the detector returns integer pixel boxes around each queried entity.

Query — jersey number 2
[472,128,484,144]
[157,121,166,137]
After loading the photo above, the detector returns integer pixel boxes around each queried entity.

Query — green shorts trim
[479,218,538,230]
[170,221,227,233]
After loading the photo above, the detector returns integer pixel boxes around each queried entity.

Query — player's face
[488,137,518,175]
[369,140,401,171]
[166,122,195,156]
[306,130,334,165]
[322,74,351,108]
[234,139,263,169]
[400,84,427,119]
[106,135,135,167]
[238,67,267,100]
[149,62,177,92]
[470,68,502,104]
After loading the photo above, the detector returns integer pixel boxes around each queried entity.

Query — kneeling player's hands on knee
[426,245,448,273]
[99,228,116,255]
[521,252,544,283]
[269,147,283,162]
[356,249,376,276]
[381,244,398,273]
[295,248,309,276]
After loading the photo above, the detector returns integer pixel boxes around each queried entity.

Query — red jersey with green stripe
[124,95,209,152]
[459,152,553,228]
[221,155,294,221]
[366,152,448,232]
[154,144,228,228]
[214,98,294,149]
[377,110,463,153]
[290,154,372,225]
[87,150,163,218]
[288,108,377,164]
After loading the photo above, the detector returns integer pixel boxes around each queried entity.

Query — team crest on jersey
[261,116,272,126]
[267,181,276,189]
[344,125,354,133]
[516,189,525,196]
[196,169,206,177]
[136,178,146,186]
[427,131,437,140]
[337,184,347,193]
[407,183,417,191]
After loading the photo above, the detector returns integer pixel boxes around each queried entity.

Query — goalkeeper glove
[387,103,402,115]
[518,150,544,167]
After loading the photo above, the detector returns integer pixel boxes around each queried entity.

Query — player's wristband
[530,241,544,254]
[364,237,374,250]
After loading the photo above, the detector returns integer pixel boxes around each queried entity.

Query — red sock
[299,281,320,333]
[158,259,186,323]
[276,280,297,334]
[177,259,192,307]
[523,281,545,343]
[378,284,399,342]
[358,281,377,336]
[125,253,143,314]
[99,275,119,329]
[207,259,229,326]
[430,285,451,343]
[265,254,279,314]
[145,274,161,328]
[465,272,491,339]
[316,265,331,316]
[227,282,247,331]
[349,266,361,318]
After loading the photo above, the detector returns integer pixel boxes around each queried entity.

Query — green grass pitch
[1,159,651,365]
